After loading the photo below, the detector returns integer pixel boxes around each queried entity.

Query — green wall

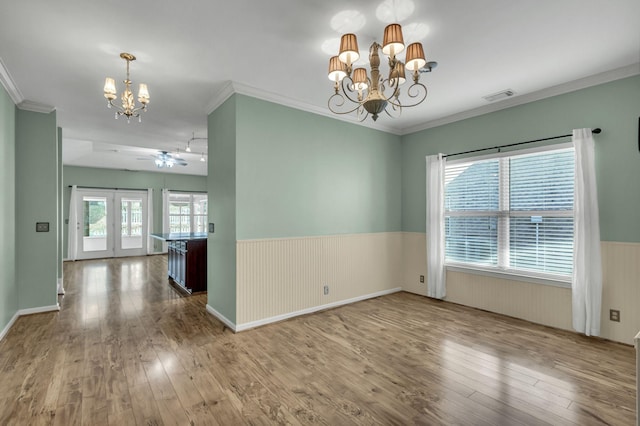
[206,94,403,324]
[402,75,640,242]
[207,96,237,323]
[235,94,402,240]
[0,84,17,331]
[16,109,59,310]
[63,166,207,255]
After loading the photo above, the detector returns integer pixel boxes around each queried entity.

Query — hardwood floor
[0,255,635,425]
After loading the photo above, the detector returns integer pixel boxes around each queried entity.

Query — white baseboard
[205,304,237,332]
[0,311,19,342]
[18,304,60,316]
[235,287,402,332]
[0,304,60,343]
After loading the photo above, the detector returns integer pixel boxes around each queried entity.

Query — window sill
[445,264,571,289]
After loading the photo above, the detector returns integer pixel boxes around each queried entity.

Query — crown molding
[0,56,24,104]
[207,80,402,135]
[401,63,640,136]
[205,81,236,115]
[17,100,55,114]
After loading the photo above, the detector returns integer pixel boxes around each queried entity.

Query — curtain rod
[68,185,148,191]
[68,186,207,194]
[443,128,602,158]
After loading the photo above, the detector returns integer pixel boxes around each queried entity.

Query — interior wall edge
[0,310,19,342]
[205,303,236,332]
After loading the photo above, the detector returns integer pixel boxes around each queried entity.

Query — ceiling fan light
[328,56,347,82]
[338,33,360,65]
[382,23,405,57]
[405,42,426,71]
[137,83,149,104]
[103,77,117,100]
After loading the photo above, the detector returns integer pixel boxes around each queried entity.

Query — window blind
[444,147,575,279]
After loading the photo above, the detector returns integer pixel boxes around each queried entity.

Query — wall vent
[483,89,516,102]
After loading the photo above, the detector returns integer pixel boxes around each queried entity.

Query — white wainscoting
[236,232,404,327]
[402,232,640,345]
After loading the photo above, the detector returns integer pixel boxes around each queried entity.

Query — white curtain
[146,188,154,255]
[426,154,446,299]
[161,188,170,252]
[67,184,78,261]
[572,128,602,336]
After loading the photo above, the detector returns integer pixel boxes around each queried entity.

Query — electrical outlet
[323,285,329,295]
[609,309,620,322]
[420,275,424,283]
[36,222,50,232]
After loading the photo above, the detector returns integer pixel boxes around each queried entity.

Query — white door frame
[75,189,148,260]
[114,191,148,257]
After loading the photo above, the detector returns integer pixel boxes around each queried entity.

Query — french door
[76,189,148,259]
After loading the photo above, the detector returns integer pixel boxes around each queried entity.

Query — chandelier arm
[356,105,369,122]
[384,102,402,118]
[385,82,428,108]
[339,76,363,105]
[377,77,402,103]
[328,93,363,115]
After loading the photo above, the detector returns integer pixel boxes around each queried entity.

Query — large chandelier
[327,24,437,121]
[103,53,150,123]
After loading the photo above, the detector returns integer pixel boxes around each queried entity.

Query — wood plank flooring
[0,255,635,425]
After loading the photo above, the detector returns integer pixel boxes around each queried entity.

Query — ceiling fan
[139,151,188,168]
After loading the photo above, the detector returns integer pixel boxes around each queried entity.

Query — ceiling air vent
[483,89,516,102]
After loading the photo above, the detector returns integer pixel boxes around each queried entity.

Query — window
[168,192,207,233]
[444,145,574,282]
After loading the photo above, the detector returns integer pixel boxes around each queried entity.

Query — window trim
[167,191,208,234]
[443,142,574,286]
[446,263,571,288]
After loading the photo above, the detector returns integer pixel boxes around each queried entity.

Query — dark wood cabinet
[167,239,207,293]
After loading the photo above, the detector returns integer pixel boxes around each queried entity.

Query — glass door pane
[83,197,108,252]
[77,191,114,260]
[120,198,143,250]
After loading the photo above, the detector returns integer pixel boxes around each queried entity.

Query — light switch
[208,223,215,233]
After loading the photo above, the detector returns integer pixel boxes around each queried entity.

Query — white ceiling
[1,0,639,176]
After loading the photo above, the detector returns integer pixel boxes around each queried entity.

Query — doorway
[76,189,148,259]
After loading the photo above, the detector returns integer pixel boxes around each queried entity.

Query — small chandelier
[103,52,150,123]
[327,24,437,121]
